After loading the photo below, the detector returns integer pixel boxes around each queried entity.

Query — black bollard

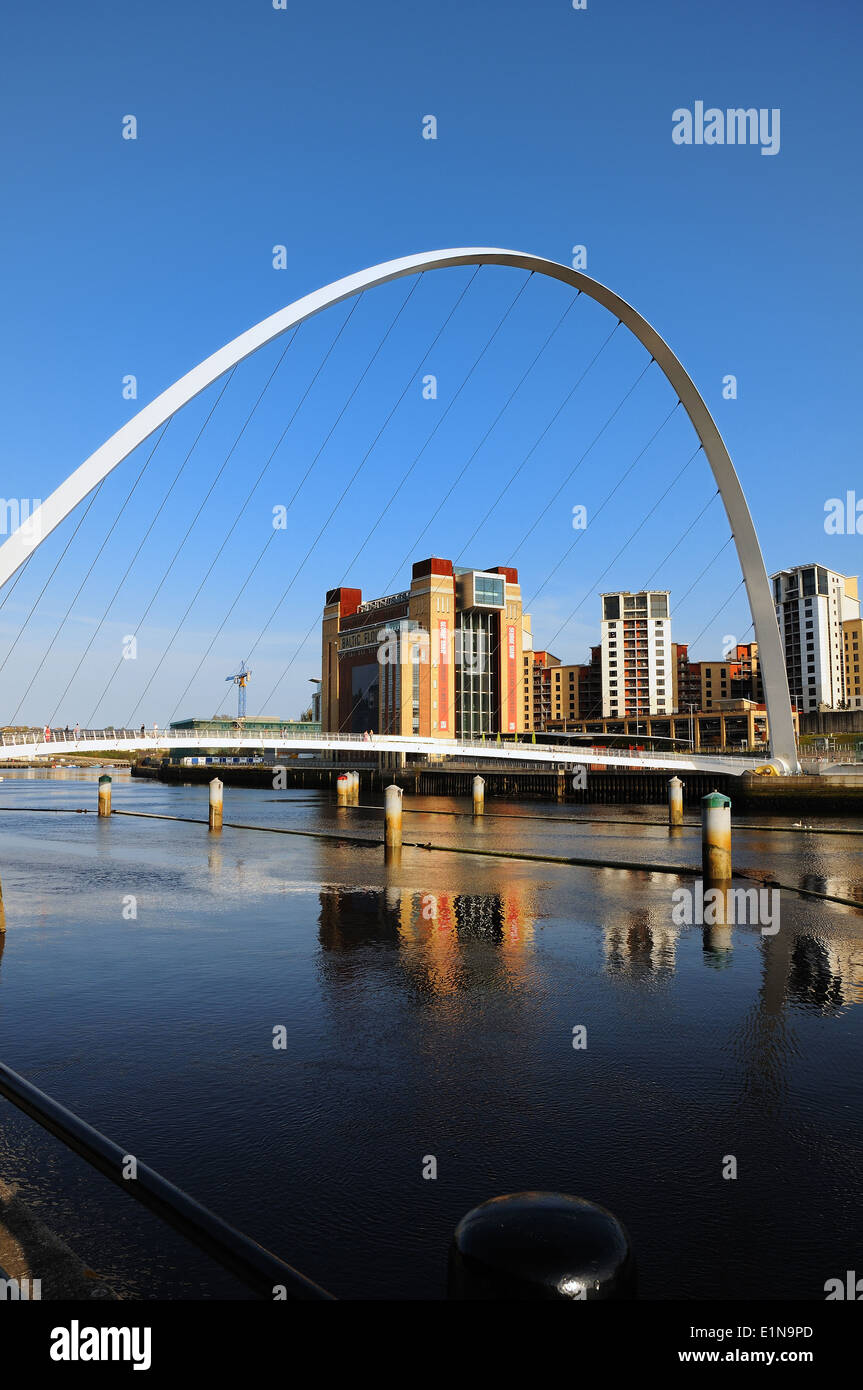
[448,1191,635,1300]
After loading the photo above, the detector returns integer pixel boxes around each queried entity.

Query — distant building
[523,649,559,731]
[169,715,320,735]
[843,618,863,709]
[600,590,672,717]
[522,646,604,732]
[694,643,762,711]
[543,701,795,754]
[671,642,701,713]
[322,557,526,738]
[771,565,860,711]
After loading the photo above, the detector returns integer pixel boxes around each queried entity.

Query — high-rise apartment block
[600,590,672,717]
[771,565,860,711]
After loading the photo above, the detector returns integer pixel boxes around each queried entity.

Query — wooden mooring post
[208,777,224,832]
[385,784,403,861]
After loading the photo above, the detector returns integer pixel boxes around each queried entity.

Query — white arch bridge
[0,728,766,777]
[0,247,799,772]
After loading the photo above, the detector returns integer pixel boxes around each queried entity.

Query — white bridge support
[0,729,764,777]
[0,249,799,772]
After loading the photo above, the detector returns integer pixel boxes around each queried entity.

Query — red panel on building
[438,619,449,731]
[506,623,517,732]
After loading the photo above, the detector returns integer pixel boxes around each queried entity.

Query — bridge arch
[0,248,798,770]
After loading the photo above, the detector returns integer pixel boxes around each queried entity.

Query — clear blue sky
[1,0,861,724]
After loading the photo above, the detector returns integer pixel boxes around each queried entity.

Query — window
[473,575,505,607]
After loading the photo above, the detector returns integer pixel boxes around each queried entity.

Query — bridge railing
[0,1059,333,1300]
[0,726,765,766]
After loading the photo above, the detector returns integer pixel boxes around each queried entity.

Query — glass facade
[349,663,379,733]
[455,610,498,737]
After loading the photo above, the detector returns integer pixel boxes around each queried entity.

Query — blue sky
[1,0,861,724]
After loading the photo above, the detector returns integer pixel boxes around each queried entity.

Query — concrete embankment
[132,761,737,803]
[0,1178,116,1300]
[131,761,863,813]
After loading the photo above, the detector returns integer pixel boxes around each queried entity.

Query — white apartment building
[771,564,860,712]
[601,590,672,717]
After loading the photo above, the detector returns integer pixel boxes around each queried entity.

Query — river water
[0,768,861,1300]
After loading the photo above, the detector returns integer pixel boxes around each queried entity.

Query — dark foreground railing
[0,1061,334,1300]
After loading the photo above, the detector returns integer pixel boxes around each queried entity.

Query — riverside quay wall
[131,762,863,812]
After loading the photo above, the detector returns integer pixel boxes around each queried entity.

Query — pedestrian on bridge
[74,723,80,741]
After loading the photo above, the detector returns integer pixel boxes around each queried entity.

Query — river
[0,768,861,1299]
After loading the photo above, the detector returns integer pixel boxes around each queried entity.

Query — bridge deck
[0,730,765,777]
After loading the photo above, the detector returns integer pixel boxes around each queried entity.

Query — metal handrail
[0,1061,334,1300]
[0,726,764,766]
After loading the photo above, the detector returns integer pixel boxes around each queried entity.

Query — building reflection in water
[314,836,863,1031]
[317,881,536,997]
[598,880,863,1014]
[787,936,863,1012]
[602,909,679,982]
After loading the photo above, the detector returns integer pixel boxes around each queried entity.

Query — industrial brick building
[321,557,526,738]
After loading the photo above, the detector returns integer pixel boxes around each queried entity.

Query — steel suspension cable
[640,490,721,589]
[688,577,746,650]
[387,281,577,578]
[65,371,238,727]
[525,399,681,610]
[165,295,368,721]
[0,550,34,615]
[123,327,307,723]
[381,273,534,589]
[672,534,735,608]
[237,276,428,681]
[165,274,423,722]
[253,275,539,713]
[45,370,241,728]
[6,419,174,725]
[454,316,618,564]
[88,339,293,728]
[314,267,482,589]
[210,267,529,720]
[507,355,656,563]
[546,440,703,649]
[0,479,107,678]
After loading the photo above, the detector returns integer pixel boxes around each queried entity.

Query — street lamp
[686,702,696,750]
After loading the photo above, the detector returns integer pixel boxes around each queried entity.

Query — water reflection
[314,875,863,1017]
[602,910,678,981]
[798,872,863,907]
[787,936,863,1012]
[318,883,537,997]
